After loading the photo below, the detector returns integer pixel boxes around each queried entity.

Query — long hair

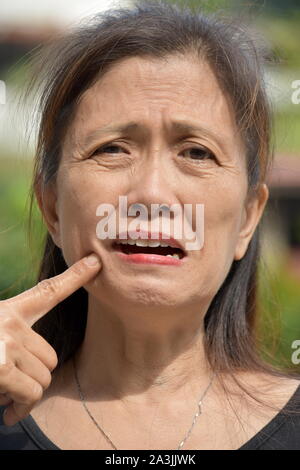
[21,0,299,417]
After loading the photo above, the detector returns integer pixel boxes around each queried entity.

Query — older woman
[0,0,299,450]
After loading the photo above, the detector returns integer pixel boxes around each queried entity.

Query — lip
[114,250,186,265]
[111,229,186,254]
[108,229,187,265]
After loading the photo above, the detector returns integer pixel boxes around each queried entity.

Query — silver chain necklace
[72,355,216,450]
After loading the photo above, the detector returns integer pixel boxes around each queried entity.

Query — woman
[0,0,299,450]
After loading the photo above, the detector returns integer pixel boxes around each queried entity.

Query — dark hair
[23,0,299,419]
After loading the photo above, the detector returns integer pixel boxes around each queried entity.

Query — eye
[90,144,125,157]
[89,143,216,161]
[180,146,216,161]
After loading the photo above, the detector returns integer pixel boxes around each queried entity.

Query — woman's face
[42,54,268,315]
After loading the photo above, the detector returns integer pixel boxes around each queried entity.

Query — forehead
[64,54,243,152]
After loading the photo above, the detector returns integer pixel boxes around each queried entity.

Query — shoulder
[252,375,300,416]
[235,371,300,394]
[261,376,300,404]
[219,371,300,411]
[260,377,300,450]
[276,377,300,410]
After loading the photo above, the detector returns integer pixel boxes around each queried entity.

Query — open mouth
[112,242,186,260]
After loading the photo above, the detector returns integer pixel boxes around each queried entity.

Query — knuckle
[30,332,58,371]
[0,314,23,333]
[2,336,18,351]
[70,262,85,277]
[42,369,52,390]
[48,350,58,371]
[0,360,15,379]
[37,279,59,300]
[22,383,43,405]
[16,393,32,406]
[32,382,44,402]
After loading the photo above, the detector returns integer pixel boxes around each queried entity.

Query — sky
[0,0,132,27]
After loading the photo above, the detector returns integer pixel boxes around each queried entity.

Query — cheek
[200,183,245,262]
[56,171,99,261]
[207,190,243,231]
[56,167,125,261]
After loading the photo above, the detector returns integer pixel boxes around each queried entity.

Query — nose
[125,153,179,222]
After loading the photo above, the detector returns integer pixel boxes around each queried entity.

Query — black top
[0,385,299,450]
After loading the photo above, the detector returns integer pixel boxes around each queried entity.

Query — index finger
[3,253,102,327]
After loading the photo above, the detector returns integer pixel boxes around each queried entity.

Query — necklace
[72,355,216,450]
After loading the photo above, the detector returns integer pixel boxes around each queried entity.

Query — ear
[35,179,62,248]
[234,183,269,261]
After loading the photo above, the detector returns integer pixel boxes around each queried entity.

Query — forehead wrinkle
[66,57,244,162]
[82,122,141,147]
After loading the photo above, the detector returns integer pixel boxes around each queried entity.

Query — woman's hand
[0,253,101,426]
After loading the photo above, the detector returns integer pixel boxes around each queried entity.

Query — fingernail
[85,254,100,266]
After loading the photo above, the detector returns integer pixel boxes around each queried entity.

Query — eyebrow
[82,122,140,147]
[81,120,229,155]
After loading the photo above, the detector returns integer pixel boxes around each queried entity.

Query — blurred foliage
[3,58,32,88]
[256,12,300,155]
[257,256,300,371]
[274,110,300,154]
[257,12,300,69]
[0,156,46,298]
[163,0,235,12]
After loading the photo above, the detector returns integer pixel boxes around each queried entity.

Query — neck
[70,294,215,408]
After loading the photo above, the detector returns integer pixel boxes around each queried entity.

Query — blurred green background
[0,0,299,371]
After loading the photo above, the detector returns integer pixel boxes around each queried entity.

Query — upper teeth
[117,240,176,248]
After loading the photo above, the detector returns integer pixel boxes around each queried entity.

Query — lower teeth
[166,254,180,259]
